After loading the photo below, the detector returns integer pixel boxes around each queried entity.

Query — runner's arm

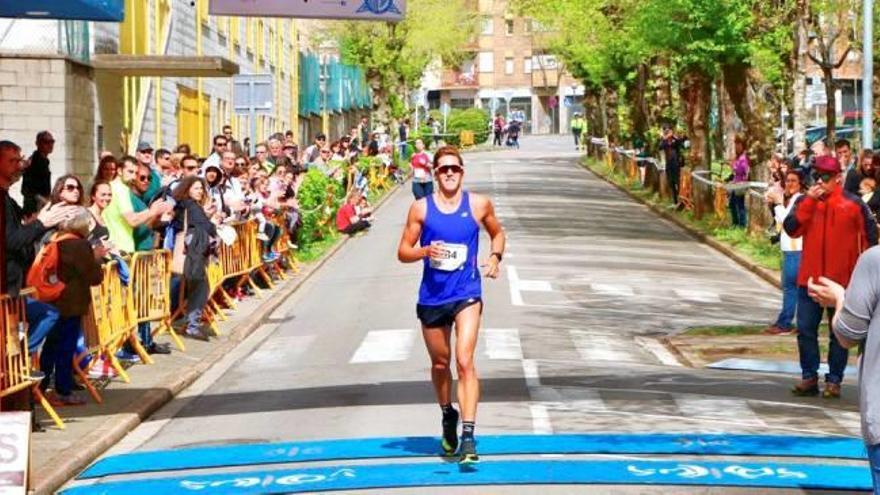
[397,200,429,263]
[474,194,505,278]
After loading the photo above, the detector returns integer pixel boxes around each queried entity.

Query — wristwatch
[490,252,503,262]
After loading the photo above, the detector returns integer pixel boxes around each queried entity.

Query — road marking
[518,280,553,291]
[529,403,553,434]
[674,397,767,427]
[484,328,523,360]
[828,410,862,436]
[591,283,635,297]
[570,330,642,363]
[522,359,541,388]
[634,337,683,367]
[675,289,722,303]
[350,330,414,363]
[507,265,524,306]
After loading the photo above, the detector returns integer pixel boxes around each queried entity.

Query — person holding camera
[658,125,685,207]
[783,155,878,398]
[764,170,804,335]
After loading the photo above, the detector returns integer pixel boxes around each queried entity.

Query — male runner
[397,145,505,464]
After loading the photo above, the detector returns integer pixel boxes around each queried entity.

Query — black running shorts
[416,298,483,328]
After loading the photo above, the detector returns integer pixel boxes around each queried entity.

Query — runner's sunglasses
[810,171,835,183]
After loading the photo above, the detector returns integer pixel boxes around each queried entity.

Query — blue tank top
[418,191,482,306]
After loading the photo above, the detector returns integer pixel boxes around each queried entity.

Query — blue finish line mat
[63,459,872,494]
[80,433,867,479]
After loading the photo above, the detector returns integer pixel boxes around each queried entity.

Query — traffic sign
[805,84,827,107]
[210,0,405,22]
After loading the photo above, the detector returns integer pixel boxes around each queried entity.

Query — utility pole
[863,0,874,148]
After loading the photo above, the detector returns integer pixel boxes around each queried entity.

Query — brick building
[424,0,582,135]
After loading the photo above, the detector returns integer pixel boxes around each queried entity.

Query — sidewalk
[30,180,404,495]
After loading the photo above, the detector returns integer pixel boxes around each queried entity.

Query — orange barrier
[0,293,64,428]
[130,250,182,351]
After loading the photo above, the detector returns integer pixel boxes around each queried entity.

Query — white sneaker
[256,233,270,241]
[88,358,119,379]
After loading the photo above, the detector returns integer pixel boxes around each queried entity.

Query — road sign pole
[249,80,258,155]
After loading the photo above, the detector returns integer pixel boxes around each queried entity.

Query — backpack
[26,232,80,302]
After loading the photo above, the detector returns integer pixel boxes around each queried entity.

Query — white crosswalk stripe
[350,330,415,364]
[674,396,767,427]
[483,328,524,360]
[675,289,722,303]
[570,330,644,363]
[591,283,635,297]
[829,410,862,436]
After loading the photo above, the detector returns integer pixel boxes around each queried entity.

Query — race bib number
[414,167,427,180]
[429,243,468,272]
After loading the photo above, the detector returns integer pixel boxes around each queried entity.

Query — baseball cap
[813,156,840,174]
[136,140,153,152]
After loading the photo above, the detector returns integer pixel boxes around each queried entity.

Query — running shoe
[441,408,459,456]
[115,350,141,364]
[458,438,479,464]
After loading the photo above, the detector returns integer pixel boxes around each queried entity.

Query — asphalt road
[73,135,867,494]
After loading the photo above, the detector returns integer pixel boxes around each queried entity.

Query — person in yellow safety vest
[570,113,586,150]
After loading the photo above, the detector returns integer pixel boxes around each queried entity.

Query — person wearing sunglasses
[396,145,505,465]
[784,155,878,399]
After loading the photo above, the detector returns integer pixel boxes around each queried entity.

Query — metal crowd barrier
[586,136,773,232]
[0,292,64,428]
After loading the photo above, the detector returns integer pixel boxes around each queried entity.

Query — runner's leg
[453,302,482,422]
[421,325,453,405]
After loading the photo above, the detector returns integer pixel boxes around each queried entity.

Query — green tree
[334,0,477,126]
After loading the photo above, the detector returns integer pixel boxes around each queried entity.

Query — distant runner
[397,145,505,464]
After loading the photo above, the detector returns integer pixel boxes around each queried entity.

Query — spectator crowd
[0,117,402,425]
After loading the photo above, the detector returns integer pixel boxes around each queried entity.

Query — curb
[581,161,782,291]
[35,180,406,495]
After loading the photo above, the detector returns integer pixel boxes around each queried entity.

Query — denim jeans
[186,277,209,333]
[796,286,848,384]
[170,275,182,315]
[774,251,801,329]
[39,317,80,396]
[666,164,680,205]
[25,298,60,354]
[729,192,747,227]
[869,443,880,494]
[412,181,433,200]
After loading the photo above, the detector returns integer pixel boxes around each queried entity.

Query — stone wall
[0,54,96,199]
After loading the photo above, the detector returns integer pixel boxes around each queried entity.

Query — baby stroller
[506,120,521,149]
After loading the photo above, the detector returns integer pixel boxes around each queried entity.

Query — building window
[504,57,514,75]
[524,18,532,34]
[481,16,493,35]
[524,57,532,74]
[533,54,558,69]
[479,52,494,73]
[505,19,514,35]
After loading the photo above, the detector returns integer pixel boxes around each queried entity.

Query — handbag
[171,209,187,275]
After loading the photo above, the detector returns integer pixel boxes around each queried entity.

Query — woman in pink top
[728,135,750,228]
[411,138,433,199]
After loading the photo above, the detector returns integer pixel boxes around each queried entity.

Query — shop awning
[91,55,239,78]
[0,0,124,22]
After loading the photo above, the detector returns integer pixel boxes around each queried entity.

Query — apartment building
[425,0,582,134]
[0,0,370,191]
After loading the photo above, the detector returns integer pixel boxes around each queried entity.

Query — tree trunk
[680,68,712,170]
[823,68,837,145]
[598,87,608,137]
[713,77,724,163]
[584,88,600,138]
[791,6,809,153]
[628,63,650,140]
[606,86,620,144]
[722,61,773,174]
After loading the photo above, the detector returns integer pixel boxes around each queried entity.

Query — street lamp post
[863,0,874,148]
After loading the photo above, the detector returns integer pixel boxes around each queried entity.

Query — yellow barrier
[80,261,149,386]
[460,130,474,147]
[0,293,63,429]
[130,250,182,351]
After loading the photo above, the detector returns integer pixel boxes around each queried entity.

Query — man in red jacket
[784,155,878,398]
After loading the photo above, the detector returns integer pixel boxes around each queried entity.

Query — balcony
[531,67,559,88]
[441,70,480,89]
